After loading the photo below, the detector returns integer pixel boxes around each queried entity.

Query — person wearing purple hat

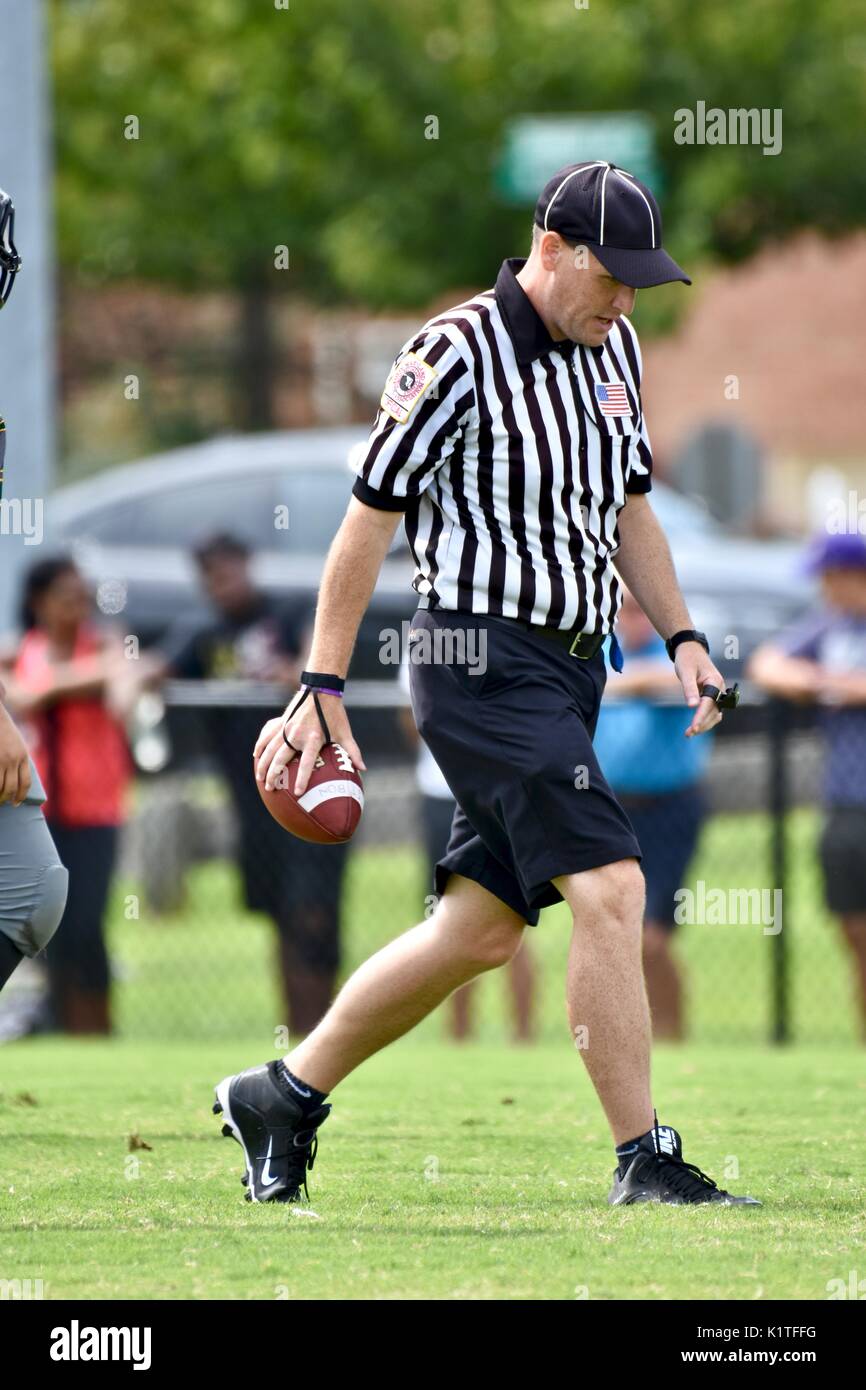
[749,531,866,1033]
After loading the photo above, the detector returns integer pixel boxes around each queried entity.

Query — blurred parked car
[46,427,814,691]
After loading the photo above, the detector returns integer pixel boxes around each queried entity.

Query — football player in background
[0,188,69,993]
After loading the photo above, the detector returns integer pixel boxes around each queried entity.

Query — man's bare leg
[642,920,684,1041]
[449,981,475,1041]
[839,912,866,1037]
[508,940,535,1042]
[285,874,525,1092]
[554,858,654,1145]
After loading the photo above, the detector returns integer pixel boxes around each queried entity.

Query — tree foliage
[52,0,866,309]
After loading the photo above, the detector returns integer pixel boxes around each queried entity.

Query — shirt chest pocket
[578,410,639,510]
[571,367,637,449]
[583,411,638,448]
[576,369,638,432]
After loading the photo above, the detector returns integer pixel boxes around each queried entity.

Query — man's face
[545,240,637,347]
[36,568,91,631]
[200,554,254,615]
[820,567,866,616]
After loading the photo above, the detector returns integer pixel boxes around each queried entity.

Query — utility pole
[0,0,55,634]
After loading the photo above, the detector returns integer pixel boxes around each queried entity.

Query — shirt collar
[494,257,604,366]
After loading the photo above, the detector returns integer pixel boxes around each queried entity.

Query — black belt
[482,613,608,660]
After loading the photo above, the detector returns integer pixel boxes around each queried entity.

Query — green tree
[52,0,866,424]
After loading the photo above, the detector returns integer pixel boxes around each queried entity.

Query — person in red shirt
[2,557,133,1033]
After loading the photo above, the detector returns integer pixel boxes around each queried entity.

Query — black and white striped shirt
[351,257,653,634]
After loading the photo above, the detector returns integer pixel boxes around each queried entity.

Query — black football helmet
[0,188,21,308]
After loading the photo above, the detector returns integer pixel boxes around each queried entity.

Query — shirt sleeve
[351,328,475,512]
[615,319,653,496]
[625,414,653,496]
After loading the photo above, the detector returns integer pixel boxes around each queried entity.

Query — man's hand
[0,703,32,806]
[675,642,727,737]
[254,692,366,796]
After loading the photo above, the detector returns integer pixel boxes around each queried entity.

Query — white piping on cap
[598,164,613,245]
[612,168,657,247]
[542,160,607,231]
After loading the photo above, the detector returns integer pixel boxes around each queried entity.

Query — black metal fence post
[768,698,790,1044]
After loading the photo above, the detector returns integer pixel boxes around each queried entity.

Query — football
[256,740,364,844]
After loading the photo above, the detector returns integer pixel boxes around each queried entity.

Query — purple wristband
[303,684,344,698]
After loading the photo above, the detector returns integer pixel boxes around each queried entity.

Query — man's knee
[8,861,69,959]
[433,875,525,969]
[556,857,646,925]
[461,918,524,970]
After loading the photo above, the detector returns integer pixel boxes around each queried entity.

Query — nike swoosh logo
[260,1136,280,1188]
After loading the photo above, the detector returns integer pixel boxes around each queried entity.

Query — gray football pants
[0,799,68,970]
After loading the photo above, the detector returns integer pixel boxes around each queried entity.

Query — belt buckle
[568,630,603,660]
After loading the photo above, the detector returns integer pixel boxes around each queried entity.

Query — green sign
[496,114,660,203]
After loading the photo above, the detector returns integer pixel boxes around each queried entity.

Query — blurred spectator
[151,533,350,1036]
[749,532,866,1036]
[398,656,536,1043]
[592,590,713,1040]
[0,557,132,1034]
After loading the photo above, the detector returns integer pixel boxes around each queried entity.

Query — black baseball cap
[534,160,691,289]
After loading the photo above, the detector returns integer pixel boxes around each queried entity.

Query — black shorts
[408,608,642,926]
[819,806,866,914]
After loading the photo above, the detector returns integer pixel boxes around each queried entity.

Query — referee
[220,162,760,1207]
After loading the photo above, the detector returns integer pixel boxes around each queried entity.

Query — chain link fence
[1,682,862,1047]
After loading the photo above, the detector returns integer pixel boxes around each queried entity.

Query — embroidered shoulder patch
[380,352,438,424]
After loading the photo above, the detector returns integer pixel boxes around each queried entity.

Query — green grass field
[1,1038,863,1300]
[0,803,862,1300]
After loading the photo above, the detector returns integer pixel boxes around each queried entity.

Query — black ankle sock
[277,1061,329,1116]
[615,1132,648,1172]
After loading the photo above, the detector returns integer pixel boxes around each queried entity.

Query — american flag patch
[594,381,630,417]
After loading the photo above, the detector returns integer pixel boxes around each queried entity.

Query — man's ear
[537,230,564,272]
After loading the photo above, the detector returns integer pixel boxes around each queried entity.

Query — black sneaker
[213,1061,330,1204]
[608,1123,761,1206]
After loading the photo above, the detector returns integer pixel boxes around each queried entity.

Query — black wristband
[665,630,710,663]
[300,670,345,694]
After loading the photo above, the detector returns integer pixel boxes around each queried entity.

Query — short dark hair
[531,221,577,253]
[192,532,250,569]
[19,554,79,630]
